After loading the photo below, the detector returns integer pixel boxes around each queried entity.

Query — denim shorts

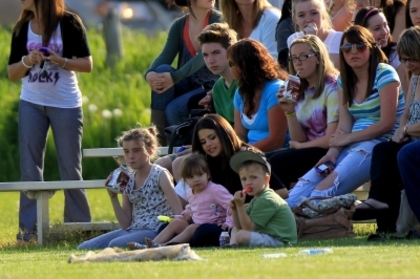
[249,232,284,247]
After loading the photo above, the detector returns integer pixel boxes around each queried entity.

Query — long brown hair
[339,25,388,106]
[191,114,245,162]
[353,7,397,61]
[14,0,66,46]
[227,39,288,117]
[220,0,269,35]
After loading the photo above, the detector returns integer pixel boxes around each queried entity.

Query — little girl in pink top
[128,153,233,249]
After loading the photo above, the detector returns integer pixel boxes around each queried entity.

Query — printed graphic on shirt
[27,71,60,85]
[27,43,63,85]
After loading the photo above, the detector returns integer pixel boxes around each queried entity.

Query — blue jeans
[18,100,91,240]
[287,140,380,207]
[77,228,157,249]
[398,140,420,222]
[150,64,207,126]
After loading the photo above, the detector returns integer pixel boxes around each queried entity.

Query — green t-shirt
[246,188,297,244]
[212,78,237,124]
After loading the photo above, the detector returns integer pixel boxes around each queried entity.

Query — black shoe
[390,230,420,240]
[352,199,389,221]
[367,233,387,242]
[16,232,37,242]
[405,230,420,240]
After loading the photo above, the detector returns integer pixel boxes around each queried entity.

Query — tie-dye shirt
[337,63,405,142]
[295,75,339,141]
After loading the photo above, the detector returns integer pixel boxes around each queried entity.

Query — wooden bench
[0,146,370,245]
[0,180,105,245]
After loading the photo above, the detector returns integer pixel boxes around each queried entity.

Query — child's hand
[181,212,192,223]
[218,223,230,230]
[105,172,113,186]
[232,191,246,206]
[107,188,118,198]
[105,173,117,198]
[229,200,237,211]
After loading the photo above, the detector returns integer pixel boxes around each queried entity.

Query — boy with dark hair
[228,148,297,246]
[196,23,238,124]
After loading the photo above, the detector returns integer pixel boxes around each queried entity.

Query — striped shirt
[338,63,405,142]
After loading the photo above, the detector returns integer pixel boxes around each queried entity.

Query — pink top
[183,181,233,226]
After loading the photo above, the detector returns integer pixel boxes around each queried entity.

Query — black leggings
[190,223,224,247]
[267,147,328,189]
[369,141,406,233]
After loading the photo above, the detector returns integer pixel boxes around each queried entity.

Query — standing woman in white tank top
[7,0,92,242]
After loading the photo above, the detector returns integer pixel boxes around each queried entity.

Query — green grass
[1,190,420,278]
[0,25,419,279]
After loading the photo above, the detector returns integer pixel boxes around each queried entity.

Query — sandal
[127,241,147,250]
[145,237,161,248]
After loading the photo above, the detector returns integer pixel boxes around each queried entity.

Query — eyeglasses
[399,58,419,64]
[340,42,368,53]
[229,61,237,67]
[288,53,317,63]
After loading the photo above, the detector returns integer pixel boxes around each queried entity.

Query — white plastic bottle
[298,248,333,255]
[219,231,230,247]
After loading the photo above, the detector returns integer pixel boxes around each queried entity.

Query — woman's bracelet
[21,56,33,69]
[61,58,68,69]
[285,110,296,117]
[330,146,342,152]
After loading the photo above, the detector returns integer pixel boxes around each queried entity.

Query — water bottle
[298,248,333,255]
[219,231,230,247]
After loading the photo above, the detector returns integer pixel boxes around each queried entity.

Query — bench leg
[36,191,51,245]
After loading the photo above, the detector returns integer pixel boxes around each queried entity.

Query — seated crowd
[80,0,420,249]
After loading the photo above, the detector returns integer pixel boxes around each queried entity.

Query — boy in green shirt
[229,148,298,246]
[196,23,238,124]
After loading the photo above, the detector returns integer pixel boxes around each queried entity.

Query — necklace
[240,19,252,38]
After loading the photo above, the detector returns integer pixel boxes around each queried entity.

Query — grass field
[0,21,419,279]
[1,190,420,279]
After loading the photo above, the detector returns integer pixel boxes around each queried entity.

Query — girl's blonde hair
[220,0,270,34]
[181,153,211,180]
[291,0,332,32]
[116,125,159,160]
[289,35,338,100]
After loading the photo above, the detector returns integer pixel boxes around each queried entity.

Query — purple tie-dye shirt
[295,75,339,141]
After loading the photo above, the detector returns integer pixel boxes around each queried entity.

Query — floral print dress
[124,164,174,232]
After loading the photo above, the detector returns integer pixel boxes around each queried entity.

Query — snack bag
[283,75,301,103]
[106,167,130,194]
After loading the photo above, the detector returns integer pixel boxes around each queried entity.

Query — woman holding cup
[267,35,339,190]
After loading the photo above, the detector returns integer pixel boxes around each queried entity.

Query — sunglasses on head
[340,42,368,53]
